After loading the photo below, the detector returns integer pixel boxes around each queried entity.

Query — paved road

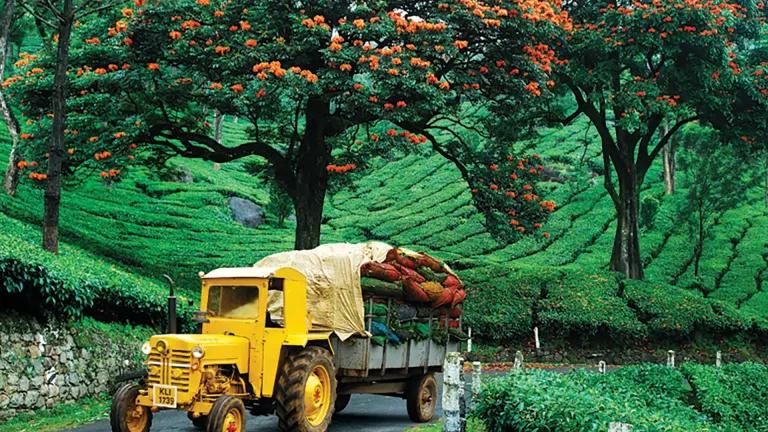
[66,387,444,432]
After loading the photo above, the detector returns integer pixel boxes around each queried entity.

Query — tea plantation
[2,114,768,345]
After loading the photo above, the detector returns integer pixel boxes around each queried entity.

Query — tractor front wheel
[276,346,337,432]
[110,384,152,432]
[187,412,208,429]
[206,396,246,432]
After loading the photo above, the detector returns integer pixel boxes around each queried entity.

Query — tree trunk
[764,157,767,208]
[213,111,224,144]
[610,171,644,279]
[292,98,331,250]
[0,0,21,196]
[662,126,676,195]
[694,209,704,277]
[43,2,73,253]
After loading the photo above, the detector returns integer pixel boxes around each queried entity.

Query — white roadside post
[716,351,722,367]
[470,361,482,410]
[667,350,675,368]
[467,327,473,353]
[514,350,524,370]
[609,422,634,432]
[598,360,607,374]
[534,326,541,350]
[443,352,466,432]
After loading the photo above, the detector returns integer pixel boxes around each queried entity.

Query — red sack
[416,254,443,272]
[394,264,425,283]
[451,288,466,308]
[403,278,430,303]
[361,262,401,282]
[387,248,418,269]
[431,288,454,309]
[449,304,463,318]
[443,274,463,289]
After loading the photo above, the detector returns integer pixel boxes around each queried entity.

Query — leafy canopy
[7,0,573,241]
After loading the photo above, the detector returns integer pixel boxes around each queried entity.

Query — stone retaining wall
[0,315,152,421]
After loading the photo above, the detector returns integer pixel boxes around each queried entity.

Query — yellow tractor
[110,266,460,432]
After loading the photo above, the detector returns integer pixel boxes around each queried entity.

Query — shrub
[0,213,194,329]
[623,279,713,338]
[537,270,647,343]
[474,368,714,432]
[462,265,559,342]
[682,362,768,430]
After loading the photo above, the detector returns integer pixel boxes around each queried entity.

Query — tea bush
[474,367,715,432]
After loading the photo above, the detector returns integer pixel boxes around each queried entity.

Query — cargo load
[254,242,466,342]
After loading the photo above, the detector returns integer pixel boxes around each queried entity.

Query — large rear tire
[406,373,437,423]
[206,396,246,432]
[275,346,337,432]
[110,384,152,432]
[335,394,351,414]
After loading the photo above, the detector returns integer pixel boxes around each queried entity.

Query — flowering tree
[7,0,570,249]
[544,0,767,278]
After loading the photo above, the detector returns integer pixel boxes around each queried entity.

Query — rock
[229,197,265,228]
[165,166,194,183]
[287,214,297,222]
[18,377,29,392]
[541,166,566,183]
[0,394,9,409]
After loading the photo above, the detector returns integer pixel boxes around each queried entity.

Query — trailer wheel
[110,384,152,432]
[335,394,351,413]
[187,412,208,429]
[406,373,437,423]
[276,346,337,432]
[206,396,245,432]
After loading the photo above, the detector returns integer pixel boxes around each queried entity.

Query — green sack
[366,303,389,317]
[416,266,446,283]
[361,277,404,299]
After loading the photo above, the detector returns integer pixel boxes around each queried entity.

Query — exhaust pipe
[163,274,178,334]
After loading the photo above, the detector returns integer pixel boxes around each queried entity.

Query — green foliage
[462,265,558,342]
[640,193,661,231]
[474,367,714,432]
[0,212,194,327]
[538,271,647,343]
[681,363,768,430]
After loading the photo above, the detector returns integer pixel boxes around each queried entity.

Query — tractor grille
[147,349,192,392]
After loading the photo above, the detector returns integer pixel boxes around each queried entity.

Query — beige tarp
[254,242,393,340]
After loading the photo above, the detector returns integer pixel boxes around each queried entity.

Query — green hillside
[2,114,767,343]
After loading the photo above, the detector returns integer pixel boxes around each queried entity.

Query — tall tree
[12,0,121,252]
[8,0,570,250]
[1,0,22,195]
[547,0,766,278]
[677,126,754,277]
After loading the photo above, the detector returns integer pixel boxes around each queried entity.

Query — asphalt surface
[66,382,447,432]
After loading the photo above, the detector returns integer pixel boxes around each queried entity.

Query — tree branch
[19,2,58,28]
[640,116,699,174]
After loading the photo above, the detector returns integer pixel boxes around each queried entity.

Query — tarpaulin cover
[254,242,392,340]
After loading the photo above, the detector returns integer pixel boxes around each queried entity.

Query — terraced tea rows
[2,114,767,324]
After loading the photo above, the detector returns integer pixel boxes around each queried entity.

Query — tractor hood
[148,333,250,372]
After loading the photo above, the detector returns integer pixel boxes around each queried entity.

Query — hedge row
[475,363,768,432]
[462,264,764,345]
[0,213,194,329]
[474,366,714,431]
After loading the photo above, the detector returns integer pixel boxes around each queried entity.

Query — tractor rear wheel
[275,346,337,432]
[110,384,152,432]
[206,396,246,432]
[406,373,437,423]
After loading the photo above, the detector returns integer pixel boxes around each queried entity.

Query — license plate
[152,384,178,408]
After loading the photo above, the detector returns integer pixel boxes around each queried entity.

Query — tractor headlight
[141,342,152,355]
[192,346,205,359]
[156,340,167,353]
